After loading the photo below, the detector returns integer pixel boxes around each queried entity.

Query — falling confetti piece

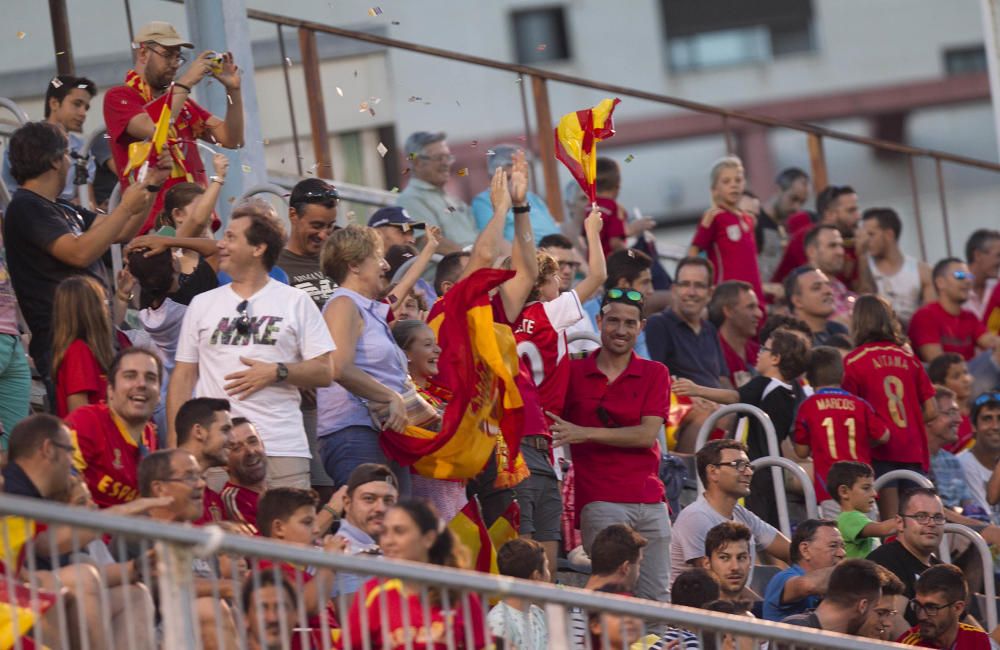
[280,158,286,164]
[368,7,382,16]
[391,21,400,25]
[368,107,376,117]
[457,168,469,177]
[241,164,251,173]
[455,100,461,107]
[17,31,25,39]
[536,44,547,51]
[486,149,496,156]
[359,101,369,112]
[515,76,523,84]
[376,142,388,158]
[390,187,399,193]
[408,152,417,160]
[402,168,410,175]
[354,70,359,77]
[336,86,344,97]
[446,205,456,212]
[51,78,63,88]
[263,139,270,145]
[407,96,423,103]
[56,51,65,55]
[625,154,635,163]
[284,57,292,67]
[346,210,356,220]
[470,140,478,148]
[371,97,381,105]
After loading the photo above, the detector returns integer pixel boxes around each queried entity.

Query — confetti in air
[402,168,410,175]
[336,87,344,97]
[376,142,388,158]
[368,7,382,16]
[408,96,423,103]
[625,154,635,163]
[457,168,469,177]
[284,57,292,67]
[390,186,400,193]
[391,21,400,25]
[486,149,496,156]
[17,31,26,39]
[241,164,251,173]
[51,78,63,88]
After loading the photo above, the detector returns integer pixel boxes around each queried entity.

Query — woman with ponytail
[344,498,488,649]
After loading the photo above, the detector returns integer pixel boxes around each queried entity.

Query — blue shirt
[470,189,561,244]
[930,449,980,513]
[645,309,728,387]
[763,564,819,621]
[582,294,649,359]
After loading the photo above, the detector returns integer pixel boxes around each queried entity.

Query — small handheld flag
[554,98,621,203]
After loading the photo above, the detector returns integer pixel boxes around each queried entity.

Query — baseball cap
[367,206,425,232]
[134,21,194,49]
[346,463,399,495]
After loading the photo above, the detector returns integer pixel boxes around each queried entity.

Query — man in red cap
[104,20,245,233]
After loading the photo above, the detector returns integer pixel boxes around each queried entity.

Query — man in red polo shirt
[909,258,999,363]
[708,280,761,387]
[772,185,862,289]
[69,348,161,508]
[176,397,233,525]
[547,289,671,603]
[103,20,244,233]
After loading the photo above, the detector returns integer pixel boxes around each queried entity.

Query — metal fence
[0,493,906,650]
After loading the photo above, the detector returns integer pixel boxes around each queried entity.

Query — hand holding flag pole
[554,98,621,208]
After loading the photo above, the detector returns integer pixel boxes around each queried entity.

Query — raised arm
[572,208,608,304]
[388,226,441,314]
[463,167,512,280]
[497,150,538,323]
[176,154,228,239]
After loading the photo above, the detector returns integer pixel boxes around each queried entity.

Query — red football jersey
[514,291,585,417]
[691,209,763,303]
[68,403,158,508]
[343,578,486,649]
[55,339,108,418]
[908,302,986,360]
[221,481,261,533]
[793,388,889,501]
[196,488,225,525]
[898,622,991,649]
[984,281,1000,335]
[842,343,935,468]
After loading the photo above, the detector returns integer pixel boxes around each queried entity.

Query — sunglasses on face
[952,270,972,281]
[235,300,251,336]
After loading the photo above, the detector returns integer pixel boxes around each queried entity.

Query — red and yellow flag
[124,86,174,179]
[554,98,621,202]
[487,499,520,553]
[449,499,497,574]
[379,269,528,487]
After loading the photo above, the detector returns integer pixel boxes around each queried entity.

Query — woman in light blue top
[317,225,412,493]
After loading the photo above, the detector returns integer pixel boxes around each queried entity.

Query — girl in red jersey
[842,295,936,519]
[51,275,120,417]
[688,156,764,305]
[343,499,487,649]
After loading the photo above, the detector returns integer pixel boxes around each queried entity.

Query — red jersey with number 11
[842,342,935,469]
[793,388,889,501]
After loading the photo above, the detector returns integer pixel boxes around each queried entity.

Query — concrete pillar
[185,0,267,221]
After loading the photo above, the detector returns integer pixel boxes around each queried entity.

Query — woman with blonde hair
[317,225,411,493]
[51,275,125,417]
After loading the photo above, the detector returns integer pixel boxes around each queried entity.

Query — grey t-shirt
[276,249,336,312]
[669,495,779,589]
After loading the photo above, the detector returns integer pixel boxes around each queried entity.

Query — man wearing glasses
[867,488,946,626]
[398,131,477,253]
[898,564,990,649]
[910,258,1000,363]
[104,20,245,234]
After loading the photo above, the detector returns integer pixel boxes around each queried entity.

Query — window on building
[512,7,571,65]
[663,0,814,72]
[944,45,987,75]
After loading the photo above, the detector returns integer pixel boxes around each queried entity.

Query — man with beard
[702,521,756,603]
[222,417,267,531]
[804,224,856,326]
[858,208,933,328]
[899,564,990,649]
[332,464,400,599]
[773,185,862,288]
[176,397,233,524]
[103,20,244,234]
[781,559,882,634]
[68,348,162,509]
[708,281,762,387]
[784,265,849,346]
[242,572,303,650]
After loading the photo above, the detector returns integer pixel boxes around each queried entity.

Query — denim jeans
[319,425,411,495]
[0,334,30,447]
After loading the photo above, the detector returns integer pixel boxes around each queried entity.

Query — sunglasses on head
[235,300,251,336]
[602,288,644,312]
[298,188,340,207]
[974,392,1000,407]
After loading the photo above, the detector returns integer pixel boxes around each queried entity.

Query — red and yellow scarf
[122,69,203,182]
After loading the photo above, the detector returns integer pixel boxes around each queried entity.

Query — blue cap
[367,206,425,231]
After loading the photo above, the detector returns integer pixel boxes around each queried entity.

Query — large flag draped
[554,98,621,202]
[379,269,528,487]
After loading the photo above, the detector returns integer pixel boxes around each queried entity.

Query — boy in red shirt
[909,258,998,362]
[793,347,889,512]
[689,156,764,304]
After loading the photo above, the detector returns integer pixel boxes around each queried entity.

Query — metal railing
[0,493,904,650]
[938,523,998,631]
[694,403,792,538]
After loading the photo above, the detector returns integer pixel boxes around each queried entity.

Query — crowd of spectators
[2,17,1000,650]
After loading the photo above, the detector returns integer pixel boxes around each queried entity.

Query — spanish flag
[487,500,520,552]
[449,498,497,574]
[123,85,179,181]
[0,516,54,649]
[555,98,621,202]
[379,269,528,487]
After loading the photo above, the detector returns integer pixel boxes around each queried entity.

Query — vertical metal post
[807,132,828,194]
[277,24,304,177]
[722,116,735,155]
[979,0,1000,160]
[185,0,268,221]
[156,542,201,649]
[123,0,135,44]
[530,75,564,223]
[906,156,929,262]
[935,157,953,256]
[298,28,334,179]
[518,75,540,196]
[48,0,75,75]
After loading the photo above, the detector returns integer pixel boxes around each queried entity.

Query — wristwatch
[275,362,289,383]
[512,204,531,214]
[209,175,225,185]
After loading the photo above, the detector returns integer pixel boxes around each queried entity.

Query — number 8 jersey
[513,290,586,418]
[842,342,936,470]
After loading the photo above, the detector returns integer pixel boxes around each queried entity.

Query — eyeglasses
[160,473,205,487]
[900,512,946,525]
[51,441,75,454]
[235,300,251,336]
[145,43,187,65]
[952,270,972,281]
[909,599,957,616]
[674,280,710,291]
[418,154,455,164]
[759,345,772,354]
[296,187,340,208]
[713,460,753,472]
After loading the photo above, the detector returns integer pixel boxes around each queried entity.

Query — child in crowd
[826,461,895,559]
[792,346,889,516]
[488,538,550,649]
[688,156,764,305]
[928,352,975,453]
[674,328,809,527]
[591,157,655,258]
